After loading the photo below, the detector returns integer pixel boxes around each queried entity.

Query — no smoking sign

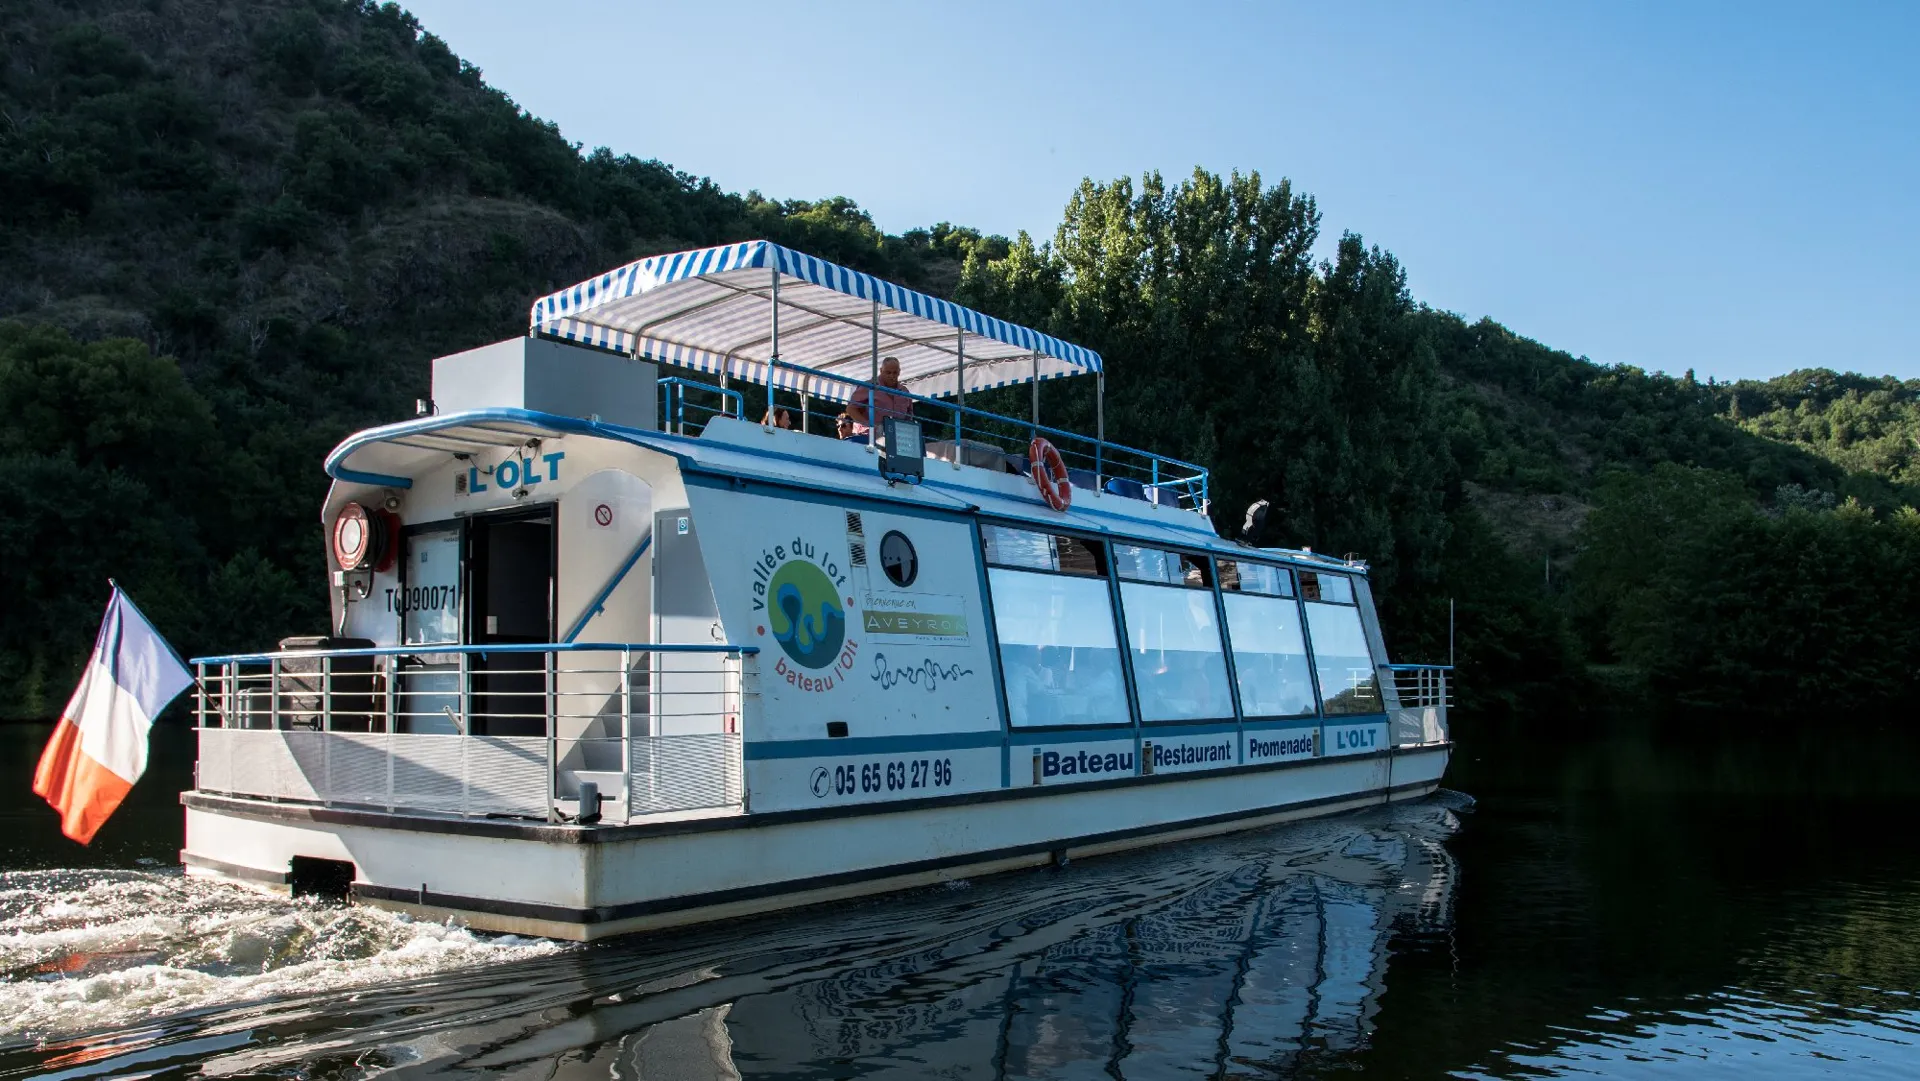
[593,503,614,527]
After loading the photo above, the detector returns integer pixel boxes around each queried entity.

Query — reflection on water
[729,805,1460,1080]
[3,721,1920,1078]
[0,788,1463,1078]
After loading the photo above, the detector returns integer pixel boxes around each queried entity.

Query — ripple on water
[0,869,562,1043]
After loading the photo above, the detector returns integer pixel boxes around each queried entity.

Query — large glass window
[1299,571,1355,604]
[982,525,1103,575]
[1113,544,1211,587]
[1304,602,1381,714]
[988,567,1129,727]
[1219,559,1292,597]
[1120,583,1232,721]
[1223,593,1316,717]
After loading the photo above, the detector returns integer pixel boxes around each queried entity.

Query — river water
[2,720,1918,1079]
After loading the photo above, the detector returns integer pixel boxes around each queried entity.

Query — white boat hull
[182,744,1449,941]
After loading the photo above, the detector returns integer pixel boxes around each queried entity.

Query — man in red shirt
[848,356,913,439]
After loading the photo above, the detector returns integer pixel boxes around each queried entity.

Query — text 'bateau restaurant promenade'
[179,239,1454,940]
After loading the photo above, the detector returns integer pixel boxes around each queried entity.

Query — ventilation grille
[845,511,864,536]
[849,542,867,567]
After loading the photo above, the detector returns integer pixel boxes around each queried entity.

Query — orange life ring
[1029,437,1072,511]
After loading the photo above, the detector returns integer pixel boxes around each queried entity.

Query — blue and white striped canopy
[529,240,1102,403]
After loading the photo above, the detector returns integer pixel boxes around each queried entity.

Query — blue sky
[400,1,1916,382]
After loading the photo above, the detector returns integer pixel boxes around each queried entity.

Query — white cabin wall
[321,434,688,739]
[551,467,654,756]
[553,468,654,646]
[686,482,1003,743]
[650,506,731,737]
[324,480,403,645]
[683,481,1008,811]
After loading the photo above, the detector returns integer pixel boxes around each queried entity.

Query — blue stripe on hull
[745,729,1003,760]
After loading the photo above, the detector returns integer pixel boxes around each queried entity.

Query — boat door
[468,507,555,736]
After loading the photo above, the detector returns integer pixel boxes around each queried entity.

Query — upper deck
[339,237,1365,571]
[532,239,1214,507]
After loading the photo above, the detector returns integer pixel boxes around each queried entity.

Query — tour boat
[181,240,1452,940]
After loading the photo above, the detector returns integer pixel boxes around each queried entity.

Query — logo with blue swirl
[768,559,846,669]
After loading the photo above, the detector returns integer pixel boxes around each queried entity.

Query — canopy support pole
[766,266,780,426]
[1095,373,1105,483]
[953,328,965,465]
[800,387,810,434]
[869,299,879,455]
[1030,354,1040,440]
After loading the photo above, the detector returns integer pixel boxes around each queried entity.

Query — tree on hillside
[959,169,1453,608]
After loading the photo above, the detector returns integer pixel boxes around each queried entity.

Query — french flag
[33,585,193,844]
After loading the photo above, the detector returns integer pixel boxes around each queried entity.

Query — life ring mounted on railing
[1029,436,1072,512]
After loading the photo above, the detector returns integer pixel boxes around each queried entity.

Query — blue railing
[657,361,1213,511]
[659,377,745,436]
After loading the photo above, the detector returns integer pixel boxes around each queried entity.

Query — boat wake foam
[0,869,562,1042]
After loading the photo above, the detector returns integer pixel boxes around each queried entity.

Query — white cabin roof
[528,240,1101,404]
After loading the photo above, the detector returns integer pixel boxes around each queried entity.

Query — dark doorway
[468,510,554,736]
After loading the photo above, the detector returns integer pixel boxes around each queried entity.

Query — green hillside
[3,0,1915,721]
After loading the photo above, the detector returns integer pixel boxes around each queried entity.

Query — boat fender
[332,501,398,573]
[1029,436,1072,512]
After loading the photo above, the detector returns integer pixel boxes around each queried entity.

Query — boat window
[981,525,1105,576]
[1120,583,1233,722]
[1222,593,1316,717]
[1304,601,1381,714]
[988,567,1129,727]
[401,526,461,646]
[1218,560,1292,597]
[1113,544,1211,587]
[1298,571,1355,604]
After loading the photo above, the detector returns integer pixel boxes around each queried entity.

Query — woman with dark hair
[763,407,794,430]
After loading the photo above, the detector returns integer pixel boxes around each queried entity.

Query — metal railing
[661,363,1213,512]
[1384,664,1451,747]
[190,642,756,824]
[659,376,744,436]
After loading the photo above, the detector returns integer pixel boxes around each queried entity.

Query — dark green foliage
[0,322,215,477]
[1577,464,1920,719]
[1715,371,1920,493]
[0,326,224,711]
[1423,315,1870,502]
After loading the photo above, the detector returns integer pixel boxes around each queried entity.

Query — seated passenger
[763,407,795,430]
[837,413,869,445]
[1006,645,1063,725]
[848,356,913,439]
